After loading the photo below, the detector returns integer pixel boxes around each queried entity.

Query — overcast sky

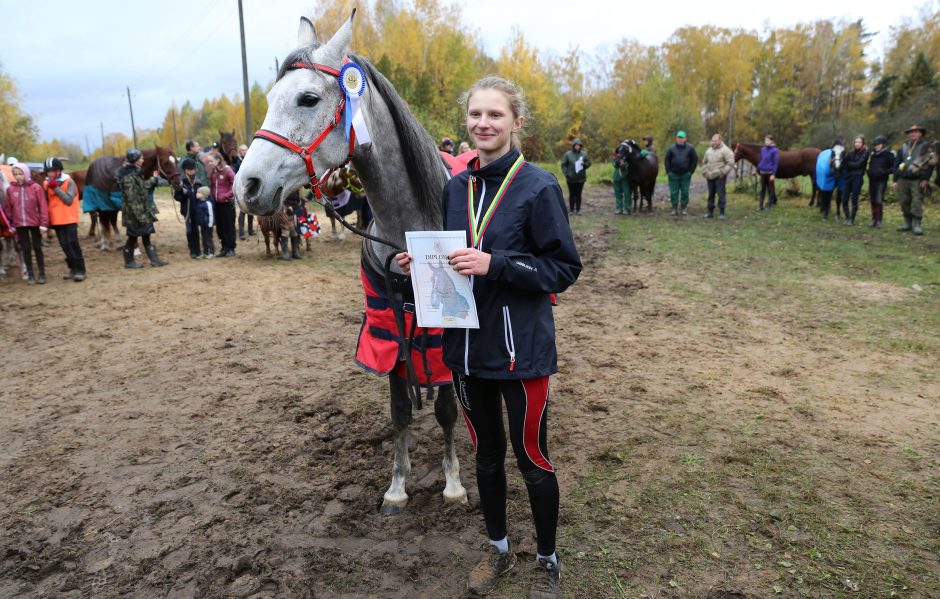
[0,0,933,151]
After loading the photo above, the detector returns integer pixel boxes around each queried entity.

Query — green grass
[576,189,940,355]
[553,185,940,598]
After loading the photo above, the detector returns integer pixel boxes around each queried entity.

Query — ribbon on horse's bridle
[253,59,435,410]
[253,61,357,202]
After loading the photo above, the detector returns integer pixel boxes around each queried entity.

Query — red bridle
[252,61,357,199]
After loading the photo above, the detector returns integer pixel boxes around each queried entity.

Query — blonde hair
[460,76,530,150]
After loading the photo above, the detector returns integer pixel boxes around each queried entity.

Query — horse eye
[298,93,320,108]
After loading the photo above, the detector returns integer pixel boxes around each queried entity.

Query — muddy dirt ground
[0,185,937,598]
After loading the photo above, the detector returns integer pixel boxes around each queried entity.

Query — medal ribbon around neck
[467,154,525,248]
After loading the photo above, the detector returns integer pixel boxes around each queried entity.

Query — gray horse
[234,12,467,514]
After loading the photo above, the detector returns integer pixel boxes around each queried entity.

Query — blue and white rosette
[339,62,370,144]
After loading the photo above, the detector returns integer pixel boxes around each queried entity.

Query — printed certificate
[405,231,480,329]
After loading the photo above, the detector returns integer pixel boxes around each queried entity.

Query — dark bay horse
[85,146,181,250]
[616,139,659,213]
[235,13,466,515]
[734,143,820,204]
[217,130,238,165]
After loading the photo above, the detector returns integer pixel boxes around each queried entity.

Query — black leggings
[454,373,558,556]
[53,223,84,270]
[759,173,777,206]
[125,234,152,250]
[16,227,44,276]
[566,180,584,213]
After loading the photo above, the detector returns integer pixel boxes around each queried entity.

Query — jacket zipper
[502,305,516,372]
[465,176,486,376]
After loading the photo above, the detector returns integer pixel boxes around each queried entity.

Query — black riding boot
[279,235,291,260]
[124,247,143,269]
[290,235,301,259]
[73,258,86,282]
[145,245,168,267]
[62,257,75,280]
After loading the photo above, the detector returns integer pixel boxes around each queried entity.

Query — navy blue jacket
[867,149,895,182]
[441,148,582,379]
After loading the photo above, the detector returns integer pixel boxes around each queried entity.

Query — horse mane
[278,45,444,220]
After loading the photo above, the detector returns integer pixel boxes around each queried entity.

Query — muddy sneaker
[468,545,516,595]
[529,557,561,599]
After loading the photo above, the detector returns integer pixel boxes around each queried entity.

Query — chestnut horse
[733,143,820,204]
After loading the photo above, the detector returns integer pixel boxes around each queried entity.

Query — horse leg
[434,384,468,504]
[88,211,98,238]
[382,375,413,515]
[263,231,272,257]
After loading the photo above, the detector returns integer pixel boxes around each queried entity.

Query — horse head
[235,12,358,216]
[218,130,238,162]
[830,144,845,173]
[154,145,182,190]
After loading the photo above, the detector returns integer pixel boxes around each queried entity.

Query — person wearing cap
[867,136,895,228]
[665,130,697,215]
[2,162,47,283]
[116,148,168,268]
[756,135,779,211]
[43,158,86,281]
[561,138,592,214]
[440,137,456,157]
[174,157,214,258]
[892,125,934,235]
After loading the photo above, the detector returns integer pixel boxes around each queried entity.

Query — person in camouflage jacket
[116,149,169,269]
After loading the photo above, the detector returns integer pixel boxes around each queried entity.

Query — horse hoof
[444,490,469,505]
[380,502,405,516]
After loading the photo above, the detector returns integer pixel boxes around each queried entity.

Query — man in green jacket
[892,124,935,236]
[561,138,591,214]
[665,131,698,216]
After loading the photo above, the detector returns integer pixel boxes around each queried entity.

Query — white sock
[537,552,558,568]
[489,536,509,553]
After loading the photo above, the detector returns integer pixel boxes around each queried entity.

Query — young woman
[116,148,168,269]
[2,162,47,283]
[867,136,895,228]
[205,152,237,257]
[397,76,581,598]
[841,135,870,226]
[757,134,779,210]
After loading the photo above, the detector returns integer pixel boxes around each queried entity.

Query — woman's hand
[449,247,491,276]
[395,252,413,275]
[769,175,775,182]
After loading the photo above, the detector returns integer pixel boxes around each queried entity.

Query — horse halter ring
[252,60,357,200]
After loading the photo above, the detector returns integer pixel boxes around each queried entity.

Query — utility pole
[275,56,279,73]
[100,122,106,156]
[84,135,91,158]
[238,0,252,144]
[171,103,179,150]
[126,85,139,148]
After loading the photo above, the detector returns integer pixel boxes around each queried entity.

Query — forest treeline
[2,0,939,164]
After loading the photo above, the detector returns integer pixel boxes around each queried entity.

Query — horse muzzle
[234,174,283,216]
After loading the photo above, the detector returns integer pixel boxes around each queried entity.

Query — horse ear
[298,16,318,47]
[321,9,355,64]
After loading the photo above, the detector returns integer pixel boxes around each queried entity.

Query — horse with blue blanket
[84,146,180,250]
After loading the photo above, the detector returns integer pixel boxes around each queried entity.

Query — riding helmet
[126,148,143,164]
[873,135,888,146]
[44,157,64,172]
[180,157,197,170]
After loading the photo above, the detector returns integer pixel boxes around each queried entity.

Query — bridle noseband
[253,61,357,200]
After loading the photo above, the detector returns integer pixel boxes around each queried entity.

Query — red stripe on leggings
[457,401,478,452]
[521,377,554,472]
